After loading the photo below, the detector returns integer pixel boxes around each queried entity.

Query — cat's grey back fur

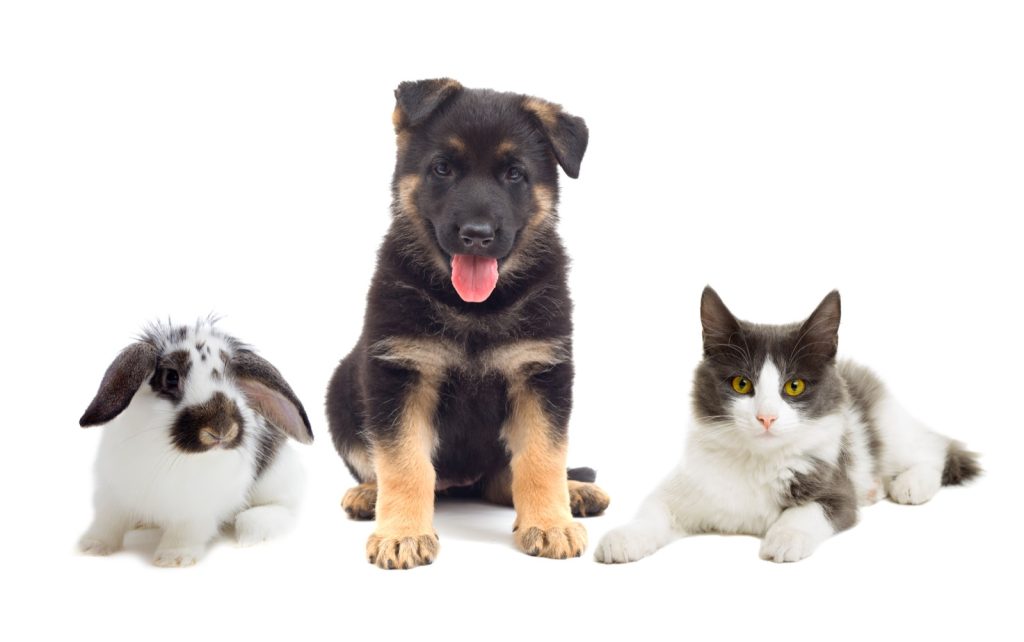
[837,359,886,466]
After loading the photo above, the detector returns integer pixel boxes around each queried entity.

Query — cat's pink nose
[757,415,777,430]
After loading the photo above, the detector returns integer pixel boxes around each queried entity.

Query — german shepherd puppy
[326,79,609,569]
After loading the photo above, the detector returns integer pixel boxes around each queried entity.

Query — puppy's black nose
[459,222,495,248]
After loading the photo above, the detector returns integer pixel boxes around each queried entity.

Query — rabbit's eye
[162,369,180,390]
[150,364,185,402]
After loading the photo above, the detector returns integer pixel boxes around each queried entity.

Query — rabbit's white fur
[78,323,305,567]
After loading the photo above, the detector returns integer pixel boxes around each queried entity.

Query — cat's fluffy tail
[942,441,982,486]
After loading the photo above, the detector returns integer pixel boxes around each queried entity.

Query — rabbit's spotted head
[79,320,313,453]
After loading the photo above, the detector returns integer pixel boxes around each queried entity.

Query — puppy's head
[390,79,588,303]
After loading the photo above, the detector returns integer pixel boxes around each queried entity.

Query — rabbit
[77,320,313,567]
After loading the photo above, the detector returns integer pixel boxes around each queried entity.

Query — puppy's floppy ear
[522,96,589,179]
[393,78,463,132]
[80,342,160,427]
[797,291,842,360]
[231,349,313,444]
[700,286,741,356]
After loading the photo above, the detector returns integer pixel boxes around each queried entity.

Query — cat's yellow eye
[784,379,807,397]
[731,376,752,394]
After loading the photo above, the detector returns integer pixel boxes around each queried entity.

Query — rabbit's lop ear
[231,350,313,444]
[80,342,160,427]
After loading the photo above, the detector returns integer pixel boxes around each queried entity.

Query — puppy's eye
[433,161,452,177]
[784,379,806,397]
[731,376,752,394]
[505,167,524,182]
[162,369,180,391]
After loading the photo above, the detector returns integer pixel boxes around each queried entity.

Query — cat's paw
[759,528,818,563]
[594,526,660,564]
[888,466,941,505]
[153,547,203,568]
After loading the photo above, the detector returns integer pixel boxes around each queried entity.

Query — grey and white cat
[595,287,980,564]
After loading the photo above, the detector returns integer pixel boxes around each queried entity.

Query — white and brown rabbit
[77,320,313,567]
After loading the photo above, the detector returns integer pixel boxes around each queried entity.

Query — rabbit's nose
[199,423,239,447]
[221,422,240,443]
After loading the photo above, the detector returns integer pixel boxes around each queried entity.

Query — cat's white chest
[674,447,801,536]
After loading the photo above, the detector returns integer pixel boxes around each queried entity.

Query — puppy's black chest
[431,370,510,482]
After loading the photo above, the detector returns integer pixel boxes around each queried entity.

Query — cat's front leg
[595,491,681,564]
[759,502,838,563]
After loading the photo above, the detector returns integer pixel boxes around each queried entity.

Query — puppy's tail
[567,467,597,483]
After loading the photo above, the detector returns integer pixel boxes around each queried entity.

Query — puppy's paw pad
[759,529,816,563]
[79,537,117,556]
[888,467,941,505]
[515,522,587,559]
[366,532,438,570]
[593,527,658,564]
[153,548,202,568]
[569,482,610,518]
[342,484,377,520]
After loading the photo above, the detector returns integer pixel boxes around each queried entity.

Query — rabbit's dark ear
[80,342,160,427]
[231,350,313,444]
[521,96,589,179]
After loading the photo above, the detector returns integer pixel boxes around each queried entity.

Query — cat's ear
[797,290,842,360]
[701,286,741,354]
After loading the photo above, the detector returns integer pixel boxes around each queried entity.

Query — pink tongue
[451,254,499,303]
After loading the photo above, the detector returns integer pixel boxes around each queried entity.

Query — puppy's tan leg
[483,469,610,518]
[504,385,586,559]
[365,377,439,570]
[341,441,379,520]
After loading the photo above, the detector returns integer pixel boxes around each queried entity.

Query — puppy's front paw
[515,521,587,559]
[759,528,817,563]
[594,526,661,564]
[153,547,203,568]
[342,483,377,520]
[569,481,610,517]
[366,532,439,570]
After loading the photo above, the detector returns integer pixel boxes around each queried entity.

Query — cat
[595,287,980,564]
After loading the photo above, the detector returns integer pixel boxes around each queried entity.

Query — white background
[2,1,1022,640]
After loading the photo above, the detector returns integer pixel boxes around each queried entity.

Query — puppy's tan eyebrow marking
[446,136,467,153]
[496,140,518,156]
